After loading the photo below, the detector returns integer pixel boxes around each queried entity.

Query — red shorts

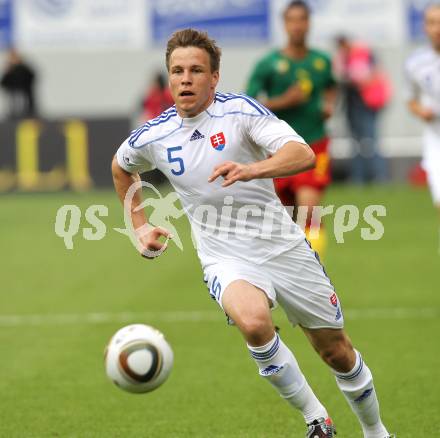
[274,137,331,205]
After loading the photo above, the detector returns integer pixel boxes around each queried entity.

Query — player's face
[284,6,309,46]
[168,47,219,118]
[425,6,440,50]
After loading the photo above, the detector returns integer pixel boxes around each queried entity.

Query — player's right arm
[209,97,315,187]
[112,141,170,258]
[208,140,315,187]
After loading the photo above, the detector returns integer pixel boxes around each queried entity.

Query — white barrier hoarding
[272,0,405,48]
[15,0,147,49]
[14,0,409,50]
[150,0,269,45]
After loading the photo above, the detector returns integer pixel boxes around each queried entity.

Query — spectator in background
[246,0,337,257]
[334,36,391,184]
[405,4,440,249]
[140,72,174,122]
[0,48,37,119]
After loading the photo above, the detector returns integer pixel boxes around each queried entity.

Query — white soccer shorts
[203,239,344,329]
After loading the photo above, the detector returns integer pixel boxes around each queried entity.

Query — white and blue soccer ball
[105,324,173,393]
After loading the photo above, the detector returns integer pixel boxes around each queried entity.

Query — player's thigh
[269,240,344,330]
[422,132,440,206]
[222,280,274,335]
[274,176,296,206]
[204,260,275,304]
[425,167,440,207]
[295,186,323,211]
[203,263,276,345]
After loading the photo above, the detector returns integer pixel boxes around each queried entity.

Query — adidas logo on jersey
[190,129,205,141]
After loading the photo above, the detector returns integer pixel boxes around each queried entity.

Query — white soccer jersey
[405,46,440,136]
[116,92,307,267]
[405,47,440,203]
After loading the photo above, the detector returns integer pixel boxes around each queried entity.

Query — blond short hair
[166,28,222,73]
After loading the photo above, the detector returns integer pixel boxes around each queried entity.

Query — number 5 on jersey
[167,146,185,176]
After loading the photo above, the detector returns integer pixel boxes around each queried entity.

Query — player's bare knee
[239,314,274,346]
[319,341,355,372]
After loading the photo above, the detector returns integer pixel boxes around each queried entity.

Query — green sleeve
[245,57,271,98]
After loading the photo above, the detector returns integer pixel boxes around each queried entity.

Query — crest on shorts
[329,292,338,307]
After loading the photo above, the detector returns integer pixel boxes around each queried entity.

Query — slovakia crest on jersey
[210,132,226,151]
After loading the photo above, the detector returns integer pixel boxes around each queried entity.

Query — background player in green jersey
[246,0,337,256]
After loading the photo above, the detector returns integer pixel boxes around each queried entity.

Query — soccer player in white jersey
[406,3,440,243]
[112,29,393,438]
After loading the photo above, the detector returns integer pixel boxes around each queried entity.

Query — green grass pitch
[0,184,439,437]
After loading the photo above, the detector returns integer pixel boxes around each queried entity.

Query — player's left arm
[208,141,315,188]
[321,54,338,119]
[322,86,337,120]
[407,98,436,122]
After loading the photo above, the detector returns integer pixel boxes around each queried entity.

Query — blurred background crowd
[0,0,434,191]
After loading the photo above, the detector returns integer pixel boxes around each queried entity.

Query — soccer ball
[105,324,173,393]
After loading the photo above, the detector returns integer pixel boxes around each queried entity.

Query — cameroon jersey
[246,49,335,144]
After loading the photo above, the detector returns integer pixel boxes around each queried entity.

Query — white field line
[0,308,438,327]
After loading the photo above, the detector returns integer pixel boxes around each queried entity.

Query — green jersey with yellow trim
[246,49,335,144]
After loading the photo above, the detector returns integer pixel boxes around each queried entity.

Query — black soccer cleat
[306,417,337,438]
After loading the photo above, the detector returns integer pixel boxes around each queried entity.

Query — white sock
[248,333,327,424]
[334,350,389,438]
